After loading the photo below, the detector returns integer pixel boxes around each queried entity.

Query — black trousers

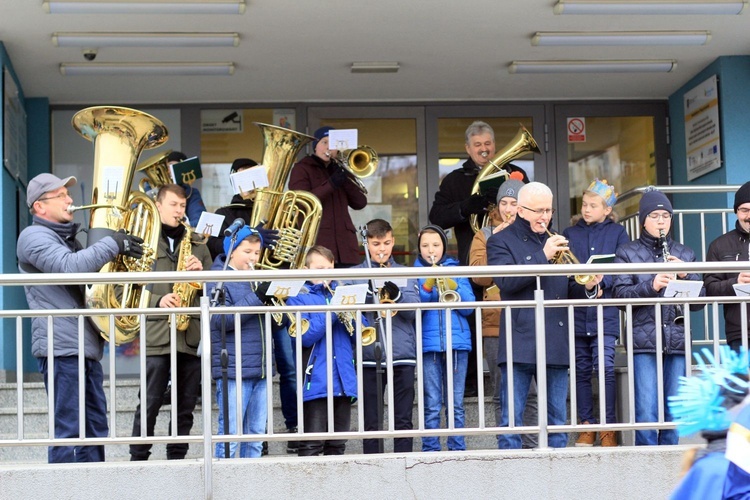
[362,365,415,454]
[130,353,201,460]
[298,397,351,456]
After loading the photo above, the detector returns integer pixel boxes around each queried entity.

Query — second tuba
[249,123,322,270]
[470,125,540,232]
[72,106,168,344]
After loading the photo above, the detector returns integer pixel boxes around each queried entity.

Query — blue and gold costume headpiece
[585,178,617,207]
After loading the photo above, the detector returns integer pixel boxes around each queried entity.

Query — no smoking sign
[567,117,586,143]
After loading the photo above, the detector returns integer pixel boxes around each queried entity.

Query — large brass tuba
[469,125,540,232]
[249,123,322,270]
[72,106,168,344]
[136,150,173,194]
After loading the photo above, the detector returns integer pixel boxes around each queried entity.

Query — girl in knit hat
[414,224,475,451]
[563,179,629,447]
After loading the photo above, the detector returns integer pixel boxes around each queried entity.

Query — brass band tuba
[470,125,540,232]
[136,150,173,194]
[72,106,168,344]
[249,123,322,270]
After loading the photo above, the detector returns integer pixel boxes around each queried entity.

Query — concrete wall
[0,447,688,500]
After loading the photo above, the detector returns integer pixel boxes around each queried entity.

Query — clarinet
[658,229,684,325]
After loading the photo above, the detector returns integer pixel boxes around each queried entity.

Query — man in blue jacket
[487,182,600,449]
[17,173,144,463]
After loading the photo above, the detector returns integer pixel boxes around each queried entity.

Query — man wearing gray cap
[17,173,144,463]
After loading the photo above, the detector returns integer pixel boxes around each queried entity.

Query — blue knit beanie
[311,126,334,151]
[223,226,259,256]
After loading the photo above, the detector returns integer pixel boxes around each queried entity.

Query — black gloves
[253,223,279,250]
[111,229,144,259]
[254,281,273,304]
[460,193,490,217]
[380,281,402,303]
[483,186,499,206]
[329,165,348,189]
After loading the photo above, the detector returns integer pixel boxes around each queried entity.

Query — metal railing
[1,262,749,499]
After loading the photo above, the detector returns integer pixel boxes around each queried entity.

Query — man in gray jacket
[17,173,143,463]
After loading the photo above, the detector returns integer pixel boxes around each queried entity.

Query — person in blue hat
[289,126,368,267]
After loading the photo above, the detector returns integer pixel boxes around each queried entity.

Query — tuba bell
[136,149,173,194]
[470,125,540,233]
[249,123,322,270]
[334,145,378,194]
[71,106,168,345]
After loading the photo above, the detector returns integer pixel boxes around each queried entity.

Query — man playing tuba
[129,183,213,461]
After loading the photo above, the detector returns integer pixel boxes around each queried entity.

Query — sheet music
[732,283,750,296]
[196,212,225,237]
[230,165,269,194]
[328,129,357,150]
[664,280,703,298]
[101,166,125,201]
[330,284,369,306]
[267,280,305,298]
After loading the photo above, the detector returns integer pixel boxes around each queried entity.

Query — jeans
[575,334,617,425]
[215,377,267,458]
[38,356,108,463]
[130,353,202,460]
[498,363,569,449]
[422,351,468,451]
[633,352,685,446]
[273,326,298,430]
[298,397,351,456]
[362,365,415,454]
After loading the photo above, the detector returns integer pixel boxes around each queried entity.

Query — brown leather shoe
[599,431,618,447]
[575,421,595,447]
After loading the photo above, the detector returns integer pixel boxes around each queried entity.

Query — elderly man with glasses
[486,182,600,449]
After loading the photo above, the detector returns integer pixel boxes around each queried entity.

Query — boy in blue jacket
[414,225,475,451]
[286,245,365,456]
[563,179,629,447]
[208,227,271,458]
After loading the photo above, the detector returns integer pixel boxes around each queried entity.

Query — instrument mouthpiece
[481,151,489,158]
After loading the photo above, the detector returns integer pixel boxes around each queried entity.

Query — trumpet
[324,282,376,346]
[249,263,309,337]
[658,229,685,325]
[540,223,595,286]
[430,256,460,303]
[333,145,378,195]
[376,253,397,317]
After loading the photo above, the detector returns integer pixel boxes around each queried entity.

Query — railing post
[534,289,549,449]
[200,296,213,500]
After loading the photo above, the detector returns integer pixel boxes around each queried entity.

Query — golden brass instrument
[249,123,322,270]
[376,256,398,317]
[72,106,167,345]
[659,229,685,324]
[173,217,203,331]
[334,145,378,194]
[470,125,540,232]
[324,283,376,346]
[430,256,460,303]
[541,223,595,286]
[136,150,173,193]
[274,292,309,338]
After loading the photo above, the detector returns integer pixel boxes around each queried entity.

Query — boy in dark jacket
[414,225,475,451]
[208,227,270,458]
[613,187,704,446]
[563,179,629,447]
[286,245,367,456]
[346,218,420,453]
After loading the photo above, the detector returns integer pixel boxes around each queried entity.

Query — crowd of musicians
[17,118,750,492]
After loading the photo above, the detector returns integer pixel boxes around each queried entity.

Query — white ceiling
[1,1,748,106]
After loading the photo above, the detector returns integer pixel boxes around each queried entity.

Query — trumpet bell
[361,326,377,346]
[340,145,378,177]
[439,289,461,303]
[289,318,310,338]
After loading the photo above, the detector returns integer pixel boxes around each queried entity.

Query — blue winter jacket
[345,259,420,367]
[208,255,266,380]
[563,217,630,337]
[487,217,589,366]
[286,282,362,402]
[612,232,704,355]
[414,255,474,352]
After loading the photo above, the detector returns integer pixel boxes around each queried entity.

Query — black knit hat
[167,151,187,163]
[639,187,673,226]
[418,224,448,250]
[230,158,258,174]
[734,181,750,212]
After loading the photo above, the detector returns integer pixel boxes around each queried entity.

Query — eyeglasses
[521,206,555,216]
[737,207,750,216]
[647,212,672,221]
[36,192,70,203]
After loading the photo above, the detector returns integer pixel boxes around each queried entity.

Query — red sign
[567,117,586,143]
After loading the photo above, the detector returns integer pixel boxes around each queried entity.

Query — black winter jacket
[613,232,704,355]
[704,221,750,345]
[206,195,254,260]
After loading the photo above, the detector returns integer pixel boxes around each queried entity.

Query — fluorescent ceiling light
[532,31,711,46]
[43,1,246,15]
[351,62,400,73]
[508,60,677,74]
[53,32,239,47]
[554,1,747,15]
[60,62,235,76]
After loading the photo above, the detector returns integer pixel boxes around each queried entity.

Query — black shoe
[287,427,299,454]
[262,441,268,456]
